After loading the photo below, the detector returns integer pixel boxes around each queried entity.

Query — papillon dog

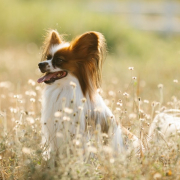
[37,30,123,157]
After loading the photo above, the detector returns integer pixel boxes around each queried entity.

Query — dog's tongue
[37,73,56,83]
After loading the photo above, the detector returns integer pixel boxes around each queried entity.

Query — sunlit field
[1,0,180,179]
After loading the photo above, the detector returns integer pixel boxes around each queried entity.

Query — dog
[149,109,180,143]
[37,30,123,157]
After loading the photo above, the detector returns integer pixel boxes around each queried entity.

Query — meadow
[1,0,180,179]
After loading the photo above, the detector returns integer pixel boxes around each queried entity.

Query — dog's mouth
[37,71,68,84]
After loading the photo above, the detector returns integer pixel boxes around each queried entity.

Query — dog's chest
[42,83,84,115]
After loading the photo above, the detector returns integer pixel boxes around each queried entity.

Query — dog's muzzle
[38,62,48,73]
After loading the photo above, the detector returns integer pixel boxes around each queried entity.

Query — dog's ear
[49,30,62,45]
[41,30,63,61]
[70,32,106,99]
[71,32,105,58]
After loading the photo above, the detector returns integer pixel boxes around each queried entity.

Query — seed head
[81,98,86,103]
[30,98,35,102]
[123,92,129,98]
[158,84,163,89]
[28,79,36,86]
[78,106,83,111]
[108,91,114,96]
[70,81,76,88]
[64,108,73,114]
[54,111,62,117]
[128,67,134,70]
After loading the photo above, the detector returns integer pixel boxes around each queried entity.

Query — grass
[1,46,180,179]
[1,0,180,179]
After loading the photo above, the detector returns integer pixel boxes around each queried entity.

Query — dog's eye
[56,58,64,63]
[47,54,52,60]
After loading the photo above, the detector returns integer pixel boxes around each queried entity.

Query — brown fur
[41,30,107,100]
[41,30,64,61]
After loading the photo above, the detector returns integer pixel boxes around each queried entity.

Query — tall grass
[1,60,180,179]
[1,0,180,179]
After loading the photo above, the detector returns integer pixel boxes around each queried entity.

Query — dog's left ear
[70,32,106,97]
[71,32,106,59]
[41,30,64,61]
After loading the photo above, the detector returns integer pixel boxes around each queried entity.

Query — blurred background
[1,0,180,103]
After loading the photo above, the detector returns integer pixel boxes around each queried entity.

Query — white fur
[40,43,123,158]
[50,43,70,55]
[41,73,123,156]
[41,59,61,73]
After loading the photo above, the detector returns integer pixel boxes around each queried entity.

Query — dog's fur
[37,30,123,156]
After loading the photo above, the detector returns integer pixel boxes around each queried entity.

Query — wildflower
[30,98,35,102]
[108,91,114,96]
[56,132,63,138]
[35,86,41,91]
[25,90,36,96]
[128,67,134,70]
[103,146,113,154]
[143,100,149,104]
[22,147,31,154]
[129,113,137,119]
[26,117,35,124]
[110,158,115,163]
[117,102,122,106]
[88,146,97,153]
[28,79,36,86]
[63,116,70,121]
[1,95,6,99]
[0,81,12,88]
[81,98,86,103]
[97,88,103,93]
[18,100,23,103]
[70,81,76,88]
[153,172,162,179]
[11,108,18,113]
[151,101,158,107]
[54,111,62,117]
[173,79,178,83]
[123,92,129,98]
[75,140,80,146]
[78,106,83,111]
[64,108,73,114]
[102,133,108,138]
[158,84,163,89]
[14,95,20,99]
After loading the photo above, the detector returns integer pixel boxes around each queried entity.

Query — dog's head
[37,30,106,99]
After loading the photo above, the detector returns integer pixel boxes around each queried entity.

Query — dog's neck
[42,74,84,111]
[41,73,113,131]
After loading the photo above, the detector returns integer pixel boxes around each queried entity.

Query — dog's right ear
[41,30,64,61]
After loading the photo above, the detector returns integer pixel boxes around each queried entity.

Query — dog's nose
[38,62,48,73]
[38,62,48,68]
